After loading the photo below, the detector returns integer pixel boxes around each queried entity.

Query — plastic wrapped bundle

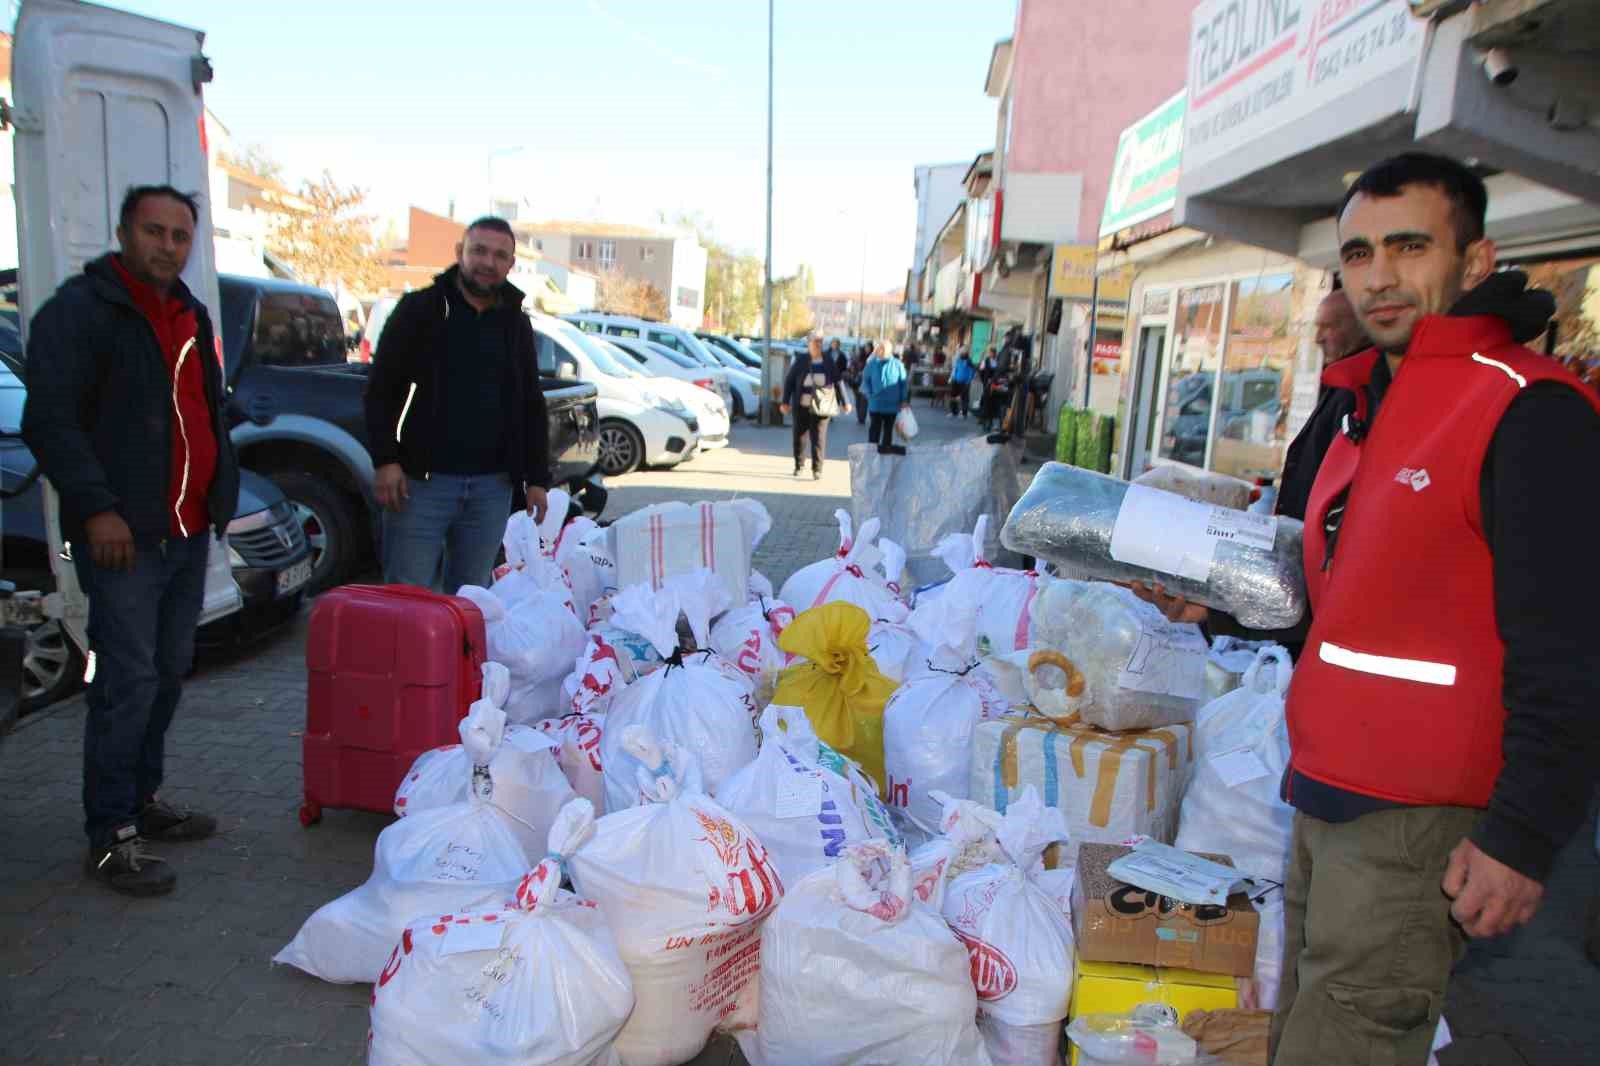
[1001,463,1306,630]
[1133,464,1254,510]
[1028,580,1206,732]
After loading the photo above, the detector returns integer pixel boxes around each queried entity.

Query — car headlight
[227,544,246,568]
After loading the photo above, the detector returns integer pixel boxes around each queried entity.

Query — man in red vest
[1140,153,1600,1064]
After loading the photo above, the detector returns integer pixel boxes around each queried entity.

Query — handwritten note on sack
[1118,609,1208,700]
[774,769,825,819]
[1110,485,1279,582]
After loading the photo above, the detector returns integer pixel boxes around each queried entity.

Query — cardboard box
[1072,843,1260,977]
[1069,959,1240,1066]
[971,714,1194,869]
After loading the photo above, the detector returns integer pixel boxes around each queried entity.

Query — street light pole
[761,0,777,425]
[857,227,867,341]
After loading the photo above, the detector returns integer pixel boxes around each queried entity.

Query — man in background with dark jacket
[23,185,241,897]
[363,217,549,593]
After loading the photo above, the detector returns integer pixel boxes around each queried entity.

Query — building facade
[809,289,907,341]
[512,221,708,329]
[906,162,969,318]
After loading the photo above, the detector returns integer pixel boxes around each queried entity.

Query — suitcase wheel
[298,802,322,828]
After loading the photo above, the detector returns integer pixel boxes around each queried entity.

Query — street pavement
[1,405,1596,1065]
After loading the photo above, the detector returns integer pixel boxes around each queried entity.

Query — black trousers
[868,411,896,449]
[852,386,867,424]
[792,407,829,471]
[949,380,971,416]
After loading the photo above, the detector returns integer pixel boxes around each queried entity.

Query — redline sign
[1191,0,1302,108]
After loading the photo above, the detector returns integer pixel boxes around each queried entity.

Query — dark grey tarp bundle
[1001,462,1307,630]
[849,437,1024,587]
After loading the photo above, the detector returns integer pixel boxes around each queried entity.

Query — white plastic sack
[1027,579,1206,732]
[458,583,588,726]
[708,594,796,709]
[394,683,575,859]
[933,515,1051,655]
[274,796,531,984]
[1205,635,1277,702]
[555,516,613,625]
[940,787,1075,1066]
[535,712,607,812]
[714,706,881,885]
[1174,647,1295,884]
[608,499,769,611]
[866,617,927,684]
[562,624,667,717]
[753,842,992,1066]
[779,510,909,621]
[895,405,920,440]
[569,732,783,1066]
[908,792,1007,911]
[367,799,634,1066]
[1242,893,1284,1012]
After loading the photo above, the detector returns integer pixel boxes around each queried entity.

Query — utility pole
[760,0,778,425]
[856,227,867,341]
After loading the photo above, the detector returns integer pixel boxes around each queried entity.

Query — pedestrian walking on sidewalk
[782,334,849,479]
[847,341,871,425]
[22,186,242,897]
[365,216,550,592]
[1135,153,1600,1066]
[863,341,909,454]
[949,344,977,418]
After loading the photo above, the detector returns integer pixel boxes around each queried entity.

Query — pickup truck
[219,275,602,592]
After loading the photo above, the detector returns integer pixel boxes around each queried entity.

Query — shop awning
[1175,1,1600,259]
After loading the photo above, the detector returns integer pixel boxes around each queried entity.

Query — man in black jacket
[363,217,549,592]
[23,186,241,897]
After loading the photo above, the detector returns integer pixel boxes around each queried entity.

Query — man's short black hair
[119,185,200,229]
[463,216,516,242]
[1339,152,1488,251]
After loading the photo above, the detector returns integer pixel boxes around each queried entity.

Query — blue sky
[96,0,1019,292]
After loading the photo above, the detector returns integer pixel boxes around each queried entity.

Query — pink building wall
[1008,0,1196,244]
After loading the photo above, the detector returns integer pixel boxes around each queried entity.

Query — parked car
[530,316,700,476]
[697,331,763,371]
[355,295,398,363]
[565,312,740,417]
[219,275,602,591]
[600,335,730,449]
[0,362,310,712]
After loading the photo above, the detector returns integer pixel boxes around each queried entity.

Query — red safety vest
[1287,314,1600,809]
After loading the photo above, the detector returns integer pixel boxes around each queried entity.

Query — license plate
[276,558,313,595]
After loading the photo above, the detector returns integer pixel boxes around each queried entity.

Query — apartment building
[512,220,708,329]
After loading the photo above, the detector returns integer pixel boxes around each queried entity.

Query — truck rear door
[11,0,242,652]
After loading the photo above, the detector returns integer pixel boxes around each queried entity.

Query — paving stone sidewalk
[1,406,1595,1064]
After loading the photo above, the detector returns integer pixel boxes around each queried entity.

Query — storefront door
[1128,324,1167,476]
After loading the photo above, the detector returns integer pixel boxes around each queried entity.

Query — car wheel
[267,469,359,593]
[731,391,746,421]
[595,420,644,476]
[21,618,84,713]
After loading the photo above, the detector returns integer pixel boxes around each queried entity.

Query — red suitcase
[299,584,487,826]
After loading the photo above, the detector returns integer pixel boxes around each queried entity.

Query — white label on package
[438,920,507,957]
[1107,840,1252,906]
[1109,484,1280,582]
[1118,618,1208,700]
[1210,745,1273,788]
[774,769,825,819]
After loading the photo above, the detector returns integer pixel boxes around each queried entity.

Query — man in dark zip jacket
[1138,154,1600,1065]
[22,186,241,898]
[363,217,550,592]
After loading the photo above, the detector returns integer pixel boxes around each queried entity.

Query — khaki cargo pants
[1271,806,1477,1066]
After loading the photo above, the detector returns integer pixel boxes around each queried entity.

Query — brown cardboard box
[1071,843,1260,977]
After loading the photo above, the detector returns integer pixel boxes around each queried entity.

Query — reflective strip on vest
[1317,640,1457,687]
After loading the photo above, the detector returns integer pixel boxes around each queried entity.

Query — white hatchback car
[530,315,700,475]
[601,335,730,449]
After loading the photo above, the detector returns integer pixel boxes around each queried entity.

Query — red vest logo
[951,928,1017,1001]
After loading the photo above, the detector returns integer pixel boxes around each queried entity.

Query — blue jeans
[381,472,512,593]
[73,534,209,847]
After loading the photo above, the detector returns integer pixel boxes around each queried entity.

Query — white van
[565,311,746,417]
[9,0,244,654]
[529,315,699,475]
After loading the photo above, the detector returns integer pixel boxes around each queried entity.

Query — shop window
[1156,284,1226,469]
[1212,273,1296,482]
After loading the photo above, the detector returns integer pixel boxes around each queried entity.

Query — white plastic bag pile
[458,574,587,727]
[940,787,1076,1066]
[907,791,1007,907]
[275,736,536,984]
[1175,646,1295,886]
[536,711,607,812]
[570,731,783,1066]
[715,706,887,885]
[562,624,666,717]
[752,841,992,1066]
[780,510,910,621]
[598,573,758,812]
[367,799,634,1066]
[393,662,575,859]
[933,515,1051,656]
[708,593,796,708]
[1024,579,1207,732]
[883,570,1013,835]
[608,498,771,612]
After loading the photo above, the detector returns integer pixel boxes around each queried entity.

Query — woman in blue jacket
[948,344,977,417]
[862,342,909,454]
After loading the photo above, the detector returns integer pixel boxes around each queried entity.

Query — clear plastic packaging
[1002,463,1306,630]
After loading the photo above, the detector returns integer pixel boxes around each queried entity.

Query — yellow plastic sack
[774,601,899,796]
